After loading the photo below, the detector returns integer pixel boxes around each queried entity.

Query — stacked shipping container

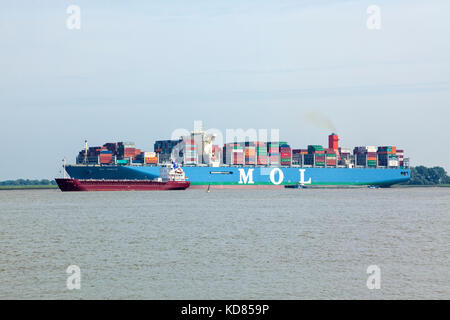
[292,149,307,165]
[74,133,407,169]
[244,142,256,165]
[354,146,377,167]
[119,142,136,158]
[256,142,268,165]
[223,143,244,165]
[307,145,325,167]
[396,149,404,167]
[135,151,158,164]
[280,144,291,166]
[184,139,197,165]
[338,147,351,166]
[211,145,221,162]
[377,146,398,167]
[76,141,164,165]
[267,142,281,165]
[325,148,337,167]
[99,150,113,164]
[154,139,183,163]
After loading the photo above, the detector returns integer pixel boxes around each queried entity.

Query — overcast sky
[0,0,449,179]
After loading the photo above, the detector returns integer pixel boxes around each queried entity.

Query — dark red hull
[55,178,190,192]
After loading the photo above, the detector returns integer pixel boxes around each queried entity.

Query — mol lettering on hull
[238,168,312,185]
[238,168,254,184]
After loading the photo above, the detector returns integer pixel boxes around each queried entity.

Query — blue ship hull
[65,165,410,188]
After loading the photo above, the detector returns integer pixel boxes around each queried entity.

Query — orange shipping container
[145,157,158,164]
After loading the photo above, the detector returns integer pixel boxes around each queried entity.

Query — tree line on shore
[402,166,450,185]
[0,166,449,186]
[0,179,57,186]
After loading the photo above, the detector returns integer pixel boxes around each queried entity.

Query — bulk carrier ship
[62,125,411,189]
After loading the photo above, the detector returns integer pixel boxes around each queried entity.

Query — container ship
[63,125,411,189]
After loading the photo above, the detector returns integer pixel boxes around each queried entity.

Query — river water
[0,188,449,299]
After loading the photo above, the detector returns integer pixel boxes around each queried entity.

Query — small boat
[284,183,308,189]
[367,185,380,189]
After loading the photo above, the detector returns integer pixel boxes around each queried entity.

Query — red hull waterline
[55,178,190,192]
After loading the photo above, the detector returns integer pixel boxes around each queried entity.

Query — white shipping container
[354,146,376,153]
[388,160,399,167]
[143,152,156,158]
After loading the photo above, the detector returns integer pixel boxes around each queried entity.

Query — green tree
[405,166,450,185]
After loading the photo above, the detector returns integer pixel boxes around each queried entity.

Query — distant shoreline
[0,185,58,190]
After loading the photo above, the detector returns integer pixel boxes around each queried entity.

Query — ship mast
[84,140,88,164]
[62,158,67,178]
